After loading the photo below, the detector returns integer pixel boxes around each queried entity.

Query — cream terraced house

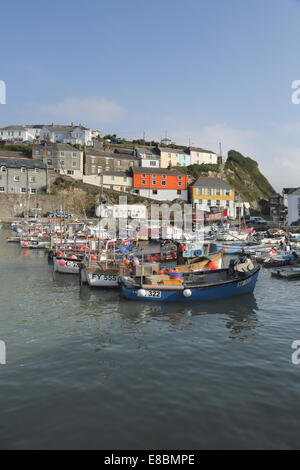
[102,171,133,192]
[159,147,182,168]
[188,147,218,165]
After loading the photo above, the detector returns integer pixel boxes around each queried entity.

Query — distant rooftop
[191,176,232,189]
[0,156,46,169]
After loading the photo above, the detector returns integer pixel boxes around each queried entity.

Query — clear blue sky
[1,0,300,189]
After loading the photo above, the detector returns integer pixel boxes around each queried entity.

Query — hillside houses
[0,124,247,219]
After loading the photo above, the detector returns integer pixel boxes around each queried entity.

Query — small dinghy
[271,265,300,279]
[119,257,260,302]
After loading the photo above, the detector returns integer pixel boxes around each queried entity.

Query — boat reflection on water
[118,293,259,341]
[78,283,259,341]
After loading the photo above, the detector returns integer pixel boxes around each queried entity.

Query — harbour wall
[0,194,69,219]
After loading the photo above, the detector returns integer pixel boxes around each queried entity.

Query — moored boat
[119,257,260,302]
[271,265,300,279]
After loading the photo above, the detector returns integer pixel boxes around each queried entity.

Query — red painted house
[132,168,188,201]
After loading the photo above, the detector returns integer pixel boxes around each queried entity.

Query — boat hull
[120,267,260,302]
[53,257,81,274]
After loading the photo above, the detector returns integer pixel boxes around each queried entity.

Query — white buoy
[137,288,146,297]
[183,289,192,298]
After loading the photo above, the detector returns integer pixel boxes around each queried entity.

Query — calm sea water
[0,228,300,450]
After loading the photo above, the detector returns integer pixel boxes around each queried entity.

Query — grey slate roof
[42,124,90,131]
[191,177,232,190]
[0,125,25,131]
[0,157,47,169]
[188,147,217,154]
[158,147,184,154]
[102,170,132,177]
[290,188,300,196]
[34,143,81,152]
[86,148,138,160]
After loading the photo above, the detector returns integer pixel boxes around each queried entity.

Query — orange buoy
[207,261,218,270]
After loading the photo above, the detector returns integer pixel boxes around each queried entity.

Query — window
[226,200,230,207]
[207,200,211,206]
[215,188,221,196]
[60,161,65,166]
[178,175,182,180]
[152,189,158,195]
[196,188,203,196]
[91,165,96,174]
[161,180,166,186]
[72,152,77,157]
[178,181,182,187]
[0,187,5,192]
[67,170,74,175]
[30,188,37,194]
[152,180,156,186]
[152,174,156,178]
[47,160,53,166]
[30,177,36,183]
[47,151,51,156]
[14,176,20,182]
[35,150,40,155]
[206,188,212,196]
[91,157,96,164]
[123,177,127,182]
[72,161,77,167]
[197,199,202,205]
[111,176,115,181]
[216,200,220,206]
[117,160,121,166]
[141,179,146,185]
[35,168,39,173]
[225,189,231,196]
[1,166,6,172]
[150,161,156,166]
[177,190,182,195]
[20,188,27,193]
[142,173,146,178]
[162,174,166,179]
[60,152,64,156]
[97,166,102,174]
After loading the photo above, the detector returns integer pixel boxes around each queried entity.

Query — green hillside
[176,150,275,210]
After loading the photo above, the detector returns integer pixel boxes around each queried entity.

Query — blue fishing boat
[119,258,260,302]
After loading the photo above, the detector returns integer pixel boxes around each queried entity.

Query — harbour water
[1,228,300,449]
